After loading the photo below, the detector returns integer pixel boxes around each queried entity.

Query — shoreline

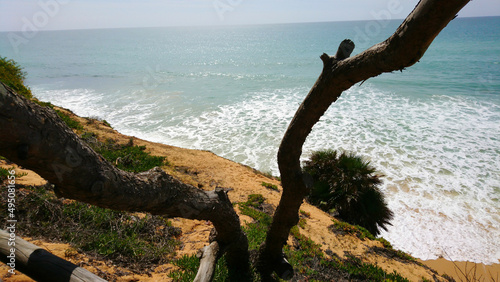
[421,258,500,281]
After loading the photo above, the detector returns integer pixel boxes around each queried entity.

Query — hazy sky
[1,0,499,32]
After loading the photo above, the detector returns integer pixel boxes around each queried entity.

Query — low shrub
[81,136,168,173]
[303,149,393,236]
[261,181,279,191]
[55,109,84,131]
[0,56,32,99]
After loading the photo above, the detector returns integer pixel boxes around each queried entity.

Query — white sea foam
[158,85,500,264]
[33,84,500,264]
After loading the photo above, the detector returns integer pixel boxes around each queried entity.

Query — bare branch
[258,0,470,278]
[0,82,249,275]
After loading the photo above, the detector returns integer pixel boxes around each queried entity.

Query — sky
[0,0,499,32]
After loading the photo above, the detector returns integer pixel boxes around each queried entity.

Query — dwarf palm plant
[303,150,393,236]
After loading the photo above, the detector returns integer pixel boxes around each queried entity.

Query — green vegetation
[0,56,32,99]
[331,221,417,263]
[239,194,273,250]
[303,149,393,236]
[0,185,181,273]
[86,115,113,128]
[299,210,311,218]
[330,220,376,240]
[82,134,168,173]
[99,144,166,173]
[56,109,84,131]
[169,255,231,282]
[0,57,86,132]
[0,166,27,182]
[0,167,14,182]
[169,194,409,281]
[261,181,279,191]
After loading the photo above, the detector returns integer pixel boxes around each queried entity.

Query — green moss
[246,194,266,208]
[0,57,32,99]
[321,254,410,282]
[101,145,167,172]
[376,237,393,249]
[297,218,307,229]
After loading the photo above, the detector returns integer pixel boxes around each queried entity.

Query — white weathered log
[193,241,220,282]
[0,229,106,281]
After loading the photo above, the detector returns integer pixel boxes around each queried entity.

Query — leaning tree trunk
[257,0,470,279]
[0,82,249,279]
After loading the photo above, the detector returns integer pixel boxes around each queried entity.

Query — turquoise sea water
[1,17,499,264]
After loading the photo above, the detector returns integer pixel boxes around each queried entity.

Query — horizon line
[1,15,498,33]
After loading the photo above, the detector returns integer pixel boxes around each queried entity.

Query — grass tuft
[55,109,84,131]
[0,56,32,99]
[261,181,279,191]
[82,135,168,173]
[0,186,181,274]
[330,220,375,241]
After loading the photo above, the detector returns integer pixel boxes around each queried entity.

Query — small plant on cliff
[261,181,279,191]
[81,135,168,173]
[0,57,32,99]
[55,109,84,131]
[302,150,393,236]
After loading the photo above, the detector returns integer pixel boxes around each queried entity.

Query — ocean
[1,16,499,264]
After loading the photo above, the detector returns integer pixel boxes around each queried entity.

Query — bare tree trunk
[0,82,249,276]
[257,0,470,279]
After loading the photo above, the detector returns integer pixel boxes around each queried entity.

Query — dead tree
[0,82,249,280]
[0,0,470,280]
[257,0,470,278]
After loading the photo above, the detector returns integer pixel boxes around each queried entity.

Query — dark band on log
[0,229,107,281]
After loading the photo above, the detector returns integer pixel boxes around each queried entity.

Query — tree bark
[0,229,107,282]
[258,0,470,279]
[0,82,249,275]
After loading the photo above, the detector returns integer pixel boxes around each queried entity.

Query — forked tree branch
[258,0,470,279]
